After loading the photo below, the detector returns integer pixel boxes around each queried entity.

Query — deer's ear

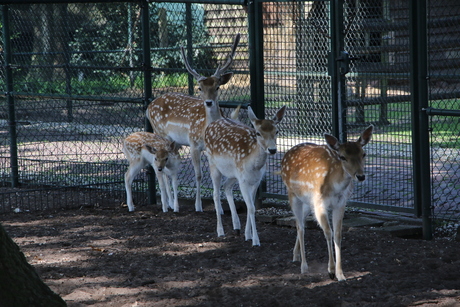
[230,104,241,121]
[324,133,340,151]
[273,105,286,124]
[144,145,157,154]
[248,106,258,124]
[169,141,176,151]
[358,125,374,146]
[219,72,234,86]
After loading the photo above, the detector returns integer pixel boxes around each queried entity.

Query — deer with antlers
[205,105,286,246]
[146,34,241,212]
[123,132,181,213]
[280,125,373,281]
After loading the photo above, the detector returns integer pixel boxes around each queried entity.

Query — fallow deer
[146,34,241,212]
[205,106,286,246]
[280,125,373,281]
[123,132,181,213]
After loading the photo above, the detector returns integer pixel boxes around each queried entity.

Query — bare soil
[1,201,459,307]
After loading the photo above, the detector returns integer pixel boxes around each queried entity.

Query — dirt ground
[1,201,460,307]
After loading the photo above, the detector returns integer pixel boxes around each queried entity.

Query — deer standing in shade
[123,132,181,212]
[205,106,286,246]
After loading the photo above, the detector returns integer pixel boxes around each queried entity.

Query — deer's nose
[205,100,214,107]
[158,167,163,172]
[268,148,277,155]
[356,174,365,181]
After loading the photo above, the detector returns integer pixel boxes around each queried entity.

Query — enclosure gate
[1,0,460,238]
[253,0,460,239]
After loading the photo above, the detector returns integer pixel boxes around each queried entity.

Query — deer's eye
[363,153,367,158]
[339,156,347,161]
[256,132,261,137]
[198,87,202,91]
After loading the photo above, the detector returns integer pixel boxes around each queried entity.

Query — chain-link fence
[426,1,460,222]
[0,2,251,212]
[1,0,459,237]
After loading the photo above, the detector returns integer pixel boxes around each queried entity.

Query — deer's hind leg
[290,193,310,273]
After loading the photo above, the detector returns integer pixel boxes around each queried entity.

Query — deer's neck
[204,104,222,127]
[247,141,268,172]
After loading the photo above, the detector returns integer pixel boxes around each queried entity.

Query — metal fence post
[141,0,156,205]
[330,0,347,142]
[248,0,265,206]
[409,0,432,239]
[185,3,194,96]
[248,0,264,118]
[2,5,19,188]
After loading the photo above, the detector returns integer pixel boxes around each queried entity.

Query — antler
[180,33,240,81]
[180,46,205,81]
[213,33,241,78]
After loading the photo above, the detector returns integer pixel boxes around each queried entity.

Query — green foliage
[68,3,211,82]
[152,73,188,88]
[71,77,129,96]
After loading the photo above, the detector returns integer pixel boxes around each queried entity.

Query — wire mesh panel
[263,1,332,200]
[427,0,460,221]
[0,2,250,213]
[344,0,414,212]
[1,3,147,212]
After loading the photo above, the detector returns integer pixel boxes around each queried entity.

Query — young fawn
[280,125,373,281]
[205,106,286,246]
[123,132,181,212]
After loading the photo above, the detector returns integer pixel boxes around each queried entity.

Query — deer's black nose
[356,174,365,181]
[205,100,214,107]
[158,167,163,172]
[269,148,277,155]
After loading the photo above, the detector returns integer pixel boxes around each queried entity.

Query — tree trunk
[27,4,69,83]
[0,223,66,307]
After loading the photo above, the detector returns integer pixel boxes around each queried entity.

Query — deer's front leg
[189,144,203,212]
[332,204,346,281]
[240,183,260,246]
[314,202,336,279]
[209,163,225,237]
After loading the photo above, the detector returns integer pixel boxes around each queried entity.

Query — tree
[0,223,66,307]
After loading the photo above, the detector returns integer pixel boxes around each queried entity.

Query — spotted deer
[146,34,241,212]
[123,132,181,213]
[280,125,373,281]
[205,106,286,246]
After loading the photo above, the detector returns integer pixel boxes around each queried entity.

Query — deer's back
[123,132,169,158]
[205,118,264,177]
[281,143,346,197]
[147,93,205,145]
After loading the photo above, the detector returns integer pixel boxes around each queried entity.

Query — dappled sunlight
[2,207,459,306]
[221,269,372,290]
[53,277,141,304]
[160,241,227,257]
[27,249,90,266]
[409,289,460,306]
